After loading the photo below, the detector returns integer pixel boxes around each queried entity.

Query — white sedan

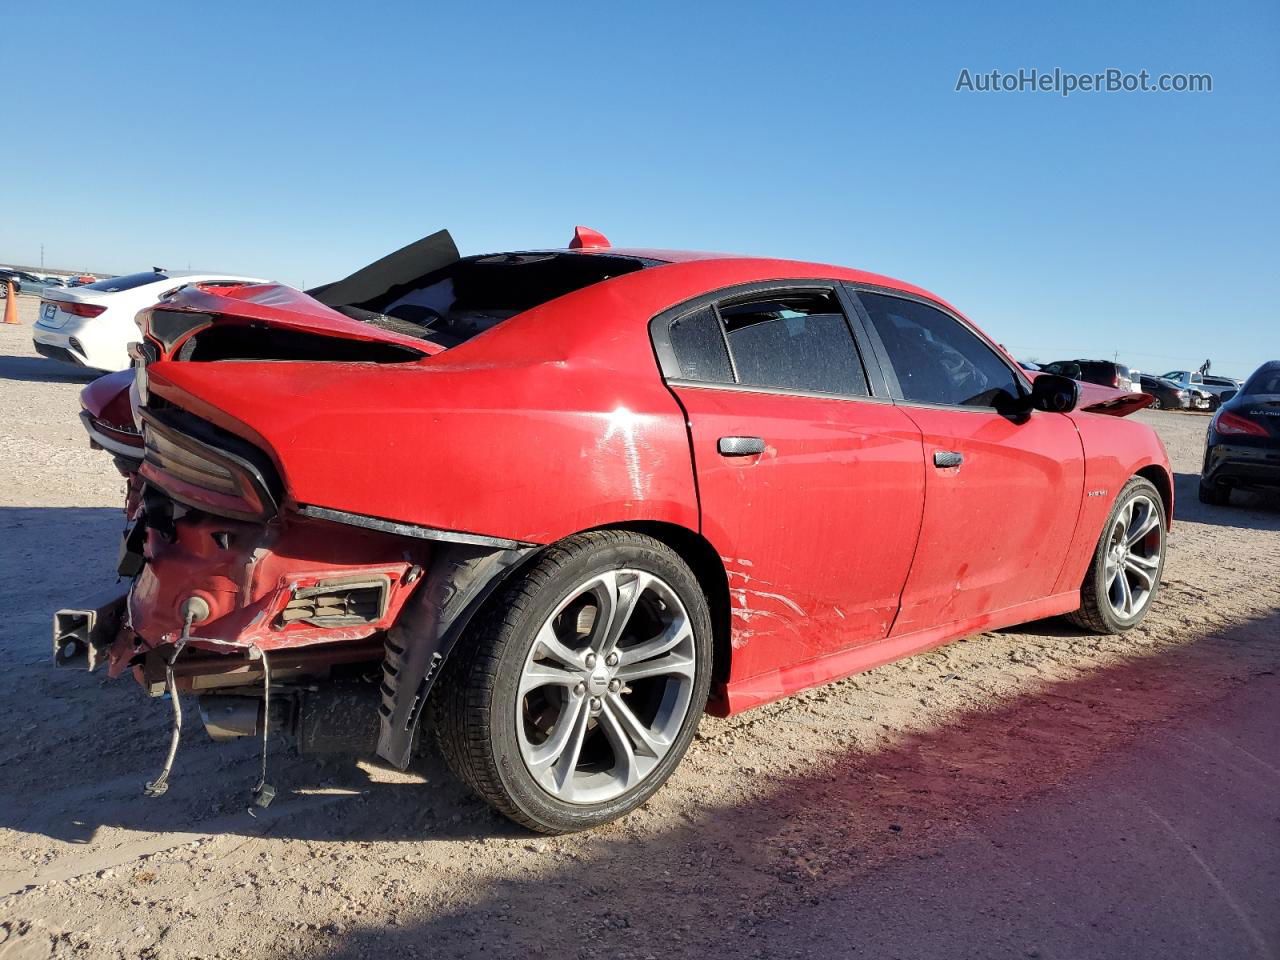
[33,270,264,372]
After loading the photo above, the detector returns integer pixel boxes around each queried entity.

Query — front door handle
[718,436,765,457]
[933,450,964,468]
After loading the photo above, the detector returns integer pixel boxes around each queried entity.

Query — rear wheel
[1066,477,1166,634]
[433,531,712,833]
[1198,479,1231,506]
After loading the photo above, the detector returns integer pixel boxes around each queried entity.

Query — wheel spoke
[597,699,642,790]
[615,649,696,683]
[1124,552,1159,589]
[550,700,592,797]
[1116,501,1133,543]
[1108,568,1124,612]
[603,691,665,758]
[532,621,586,671]
[526,691,588,775]
[618,616,691,668]
[1116,569,1134,615]
[1126,502,1160,547]
[519,662,580,697]
[587,570,650,657]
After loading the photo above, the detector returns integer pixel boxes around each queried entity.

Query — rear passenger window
[668,306,733,383]
[719,292,868,396]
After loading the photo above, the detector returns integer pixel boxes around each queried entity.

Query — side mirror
[1030,373,1079,413]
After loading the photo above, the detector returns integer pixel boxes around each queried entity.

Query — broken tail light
[139,411,280,521]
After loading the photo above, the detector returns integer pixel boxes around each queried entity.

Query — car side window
[717,291,868,396]
[858,292,1022,408]
[667,306,734,383]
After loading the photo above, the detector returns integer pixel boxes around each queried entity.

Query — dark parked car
[1,269,61,295]
[1044,359,1136,392]
[1200,361,1280,504]
[0,268,48,294]
[1138,374,1188,410]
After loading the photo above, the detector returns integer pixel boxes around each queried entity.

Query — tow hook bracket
[53,589,127,671]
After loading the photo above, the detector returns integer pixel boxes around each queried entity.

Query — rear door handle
[933,450,964,468]
[718,436,765,457]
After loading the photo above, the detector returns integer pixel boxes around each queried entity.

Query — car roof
[162,271,265,280]
[553,247,961,314]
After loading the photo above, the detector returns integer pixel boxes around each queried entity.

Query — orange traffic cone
[2,280,18,324]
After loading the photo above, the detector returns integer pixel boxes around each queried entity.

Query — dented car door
[651,283,926,689]
[853,288,1086,633]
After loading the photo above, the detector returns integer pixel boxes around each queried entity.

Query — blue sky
[4,0,1277,376]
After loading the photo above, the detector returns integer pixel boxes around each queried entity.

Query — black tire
[1150,397,1163,410]
[432,530,713,833]
[1198,479,1230,506]
[1065,477,1167,634]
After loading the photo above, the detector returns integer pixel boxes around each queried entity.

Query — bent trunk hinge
[376,542,534,769]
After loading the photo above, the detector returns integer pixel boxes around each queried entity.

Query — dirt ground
[1,295,1278,960]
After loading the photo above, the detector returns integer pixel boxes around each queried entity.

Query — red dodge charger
[61,228,1171,832]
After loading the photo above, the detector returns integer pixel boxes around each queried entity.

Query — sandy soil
[1,298,1277,959]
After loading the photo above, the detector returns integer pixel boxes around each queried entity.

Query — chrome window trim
[665,378,897,405]
[297,504,535,550]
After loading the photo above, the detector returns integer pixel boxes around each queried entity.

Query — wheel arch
[594,520,733,694]
[1135,463,1175,529]
[388,519,733,769]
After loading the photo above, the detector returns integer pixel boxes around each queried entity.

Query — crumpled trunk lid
[143,281,441,357]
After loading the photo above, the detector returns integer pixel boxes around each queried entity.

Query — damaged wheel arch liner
[376,541,538,768]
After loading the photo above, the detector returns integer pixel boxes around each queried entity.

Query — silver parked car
[1162,370,1241,409]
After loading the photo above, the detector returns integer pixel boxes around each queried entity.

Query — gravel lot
[1,295,1278,959]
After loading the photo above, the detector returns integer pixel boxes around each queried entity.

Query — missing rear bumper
[53,589,128,671]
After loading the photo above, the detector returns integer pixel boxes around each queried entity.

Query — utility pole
[40,244,44,268]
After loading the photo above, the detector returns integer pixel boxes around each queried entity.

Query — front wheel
[1065,477,1167,634]
[433,531,713,833]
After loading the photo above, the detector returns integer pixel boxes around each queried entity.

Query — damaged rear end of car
[54,234,676,803]
[57,356,531,803]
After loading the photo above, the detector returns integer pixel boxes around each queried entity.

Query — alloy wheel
[1102,494,1162,619]
[515,569,696,805]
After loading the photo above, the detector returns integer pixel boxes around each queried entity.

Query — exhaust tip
[198,695,262,741]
